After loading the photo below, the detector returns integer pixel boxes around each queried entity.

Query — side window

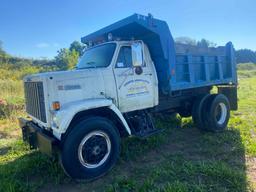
[116,46,132,68]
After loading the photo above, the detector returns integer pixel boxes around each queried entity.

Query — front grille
[24,82,47,123]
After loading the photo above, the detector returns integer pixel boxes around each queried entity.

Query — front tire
[61,117,120,180]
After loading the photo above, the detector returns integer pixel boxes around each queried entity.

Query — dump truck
[19,13,238,179]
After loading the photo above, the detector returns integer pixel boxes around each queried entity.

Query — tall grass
[0,80,24,119]
[237,63,256,71]
[0,80,24,100]
[237,63,256,78]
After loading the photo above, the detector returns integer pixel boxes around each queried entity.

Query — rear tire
[192,94,211,130]
[204,94,230,132]
[61,117,120,180]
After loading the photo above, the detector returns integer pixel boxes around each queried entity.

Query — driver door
[113,44,154,112]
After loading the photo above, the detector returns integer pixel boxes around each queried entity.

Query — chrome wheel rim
[78,130,111,169]
[215,103,227,125]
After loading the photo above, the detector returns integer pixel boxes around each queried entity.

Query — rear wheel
[192,94,211,130]
[204,94,230,132]
[61,117,120,180]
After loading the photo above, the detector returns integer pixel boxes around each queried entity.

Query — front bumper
[19,118,58,157]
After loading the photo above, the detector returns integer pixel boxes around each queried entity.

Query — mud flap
[218,86,238,110]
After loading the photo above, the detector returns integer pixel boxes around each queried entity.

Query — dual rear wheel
[192,94,230,132]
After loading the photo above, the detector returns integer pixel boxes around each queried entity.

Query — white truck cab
[19,14,237,180]
[23,41,158,139]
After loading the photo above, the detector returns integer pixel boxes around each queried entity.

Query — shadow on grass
[0,116,248,192]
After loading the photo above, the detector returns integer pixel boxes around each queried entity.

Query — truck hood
[24,68,100,82]
[24,68,106,110]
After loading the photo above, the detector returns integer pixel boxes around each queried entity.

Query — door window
[116,46,132,68]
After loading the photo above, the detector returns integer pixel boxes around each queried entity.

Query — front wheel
[61,117,120,180]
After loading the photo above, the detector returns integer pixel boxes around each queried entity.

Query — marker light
[52,101,61,111]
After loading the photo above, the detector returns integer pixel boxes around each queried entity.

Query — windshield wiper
[77,66,97,70]
[76,61,97,70]
[85,61,97,68]
[86,61,96,65]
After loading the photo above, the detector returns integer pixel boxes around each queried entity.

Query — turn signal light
[52,101,61,111]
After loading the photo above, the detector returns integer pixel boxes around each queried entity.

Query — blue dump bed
[81,14,237,94]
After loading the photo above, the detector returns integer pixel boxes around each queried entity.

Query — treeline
[236,49,256,64]
[0,40,85,80]
[175,37,256,64]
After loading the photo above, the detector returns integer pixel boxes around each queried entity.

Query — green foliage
[0,65,42,81]
[55,48,79,70]
[0,39,84,75]
[175,37,197,46]
[54,40,85,70]
[175,37,256,64]
[175,37,216,47]
[237,63,256,78]
[0,40,6,55]
[197,38,217,47]
[0,80,24,120]
[69,40,85,56]
[236,49,256,64]
[237,63,256,71]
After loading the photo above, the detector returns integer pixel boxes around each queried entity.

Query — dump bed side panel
[171,42,237,91]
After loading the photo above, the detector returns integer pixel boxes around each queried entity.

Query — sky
[0,0,255,59]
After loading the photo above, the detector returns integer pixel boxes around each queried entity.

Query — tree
[69,41,85,56]
[0,40,10,65]
[236,49,256,64]
[0,40,4,54]
[55,48,79,70]
[197,38,217,48]
[0,40,7,56]
[67,49,80,69]
[175,37,217,48]
[175,37,197,46]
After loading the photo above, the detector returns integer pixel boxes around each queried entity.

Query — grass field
[0,64,256,192]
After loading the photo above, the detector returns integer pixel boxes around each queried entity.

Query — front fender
[51,98,131,139]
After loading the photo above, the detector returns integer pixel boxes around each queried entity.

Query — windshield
[76,43,116,69]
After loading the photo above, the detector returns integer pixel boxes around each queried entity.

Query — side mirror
[131,42,143,67]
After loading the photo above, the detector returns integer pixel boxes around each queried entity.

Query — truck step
[134,128,165,139]
[125,110,165,138]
